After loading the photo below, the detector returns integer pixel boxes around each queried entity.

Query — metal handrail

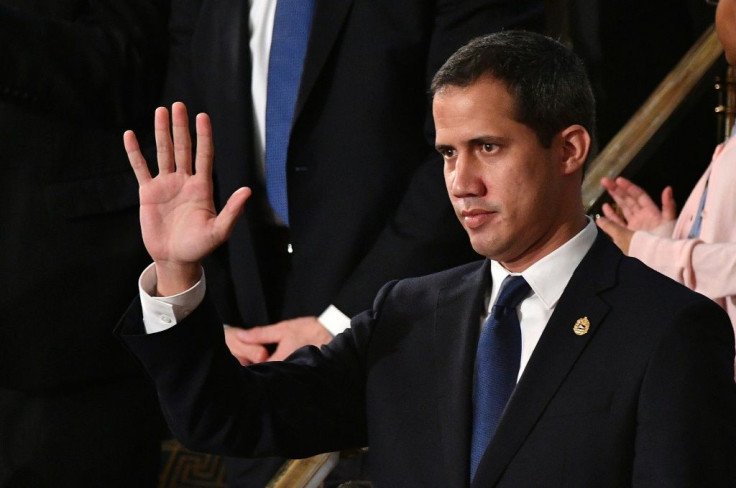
[582,25,724,212]
[266,452,340,488]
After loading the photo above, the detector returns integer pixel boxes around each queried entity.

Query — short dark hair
[431,30,596,150]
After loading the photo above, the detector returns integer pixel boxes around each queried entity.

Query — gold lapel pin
[573,317,590,336]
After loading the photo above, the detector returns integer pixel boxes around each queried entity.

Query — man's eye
[481,143,497,153]
[439,148,456,158]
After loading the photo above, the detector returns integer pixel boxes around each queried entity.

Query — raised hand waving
[124,102,250,295]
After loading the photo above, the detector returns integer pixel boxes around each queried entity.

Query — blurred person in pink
[597,0,736,374]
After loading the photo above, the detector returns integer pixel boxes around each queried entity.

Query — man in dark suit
[163,0,544,358]
[0,1,168,486]
[119,30,735,486]
[163,1,544,483]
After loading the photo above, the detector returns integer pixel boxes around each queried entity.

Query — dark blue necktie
[265,0,315,226]
[470,275,530,481]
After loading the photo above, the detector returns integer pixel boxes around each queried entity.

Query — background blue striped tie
[470,275,530,481]
[265,0,315,226]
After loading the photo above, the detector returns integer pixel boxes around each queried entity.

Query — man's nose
[451,154,484,197]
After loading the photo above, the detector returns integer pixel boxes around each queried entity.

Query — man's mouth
[460,208,496,229]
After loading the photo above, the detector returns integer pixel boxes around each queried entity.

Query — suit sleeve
[0,0,169,127]
[632,298,736,486]
[332,0,545,316]
[116,285,395,458]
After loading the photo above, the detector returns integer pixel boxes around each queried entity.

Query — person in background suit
[160,0,545,484]
[596,0,736,375]
[118,30,735,487]
[0,1,169,486]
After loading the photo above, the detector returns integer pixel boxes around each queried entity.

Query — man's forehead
[433,77,516,112]
[433,81,518,131]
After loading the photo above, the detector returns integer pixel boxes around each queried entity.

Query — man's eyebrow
[468,135,509,145]
[435,135,509,150]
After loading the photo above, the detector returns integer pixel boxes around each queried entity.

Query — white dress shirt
[487,218,597,379]
[248,0,275,179]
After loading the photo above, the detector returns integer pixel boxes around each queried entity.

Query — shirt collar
[489,218,598,311]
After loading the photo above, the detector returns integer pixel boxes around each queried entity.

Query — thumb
[660,186,677,222]
[596,215,633,254]
[600,202,627,227]
[596,215,620,238]
[212,187,251,241]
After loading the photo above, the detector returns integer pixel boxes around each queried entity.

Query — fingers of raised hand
[153,102,197,175]
[144,103,214,180]
[172,102,193,174]
[154,106,175,174]
[194,112,214,179]
[124,130,152,185]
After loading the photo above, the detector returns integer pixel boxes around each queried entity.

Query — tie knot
[494,275,531,311]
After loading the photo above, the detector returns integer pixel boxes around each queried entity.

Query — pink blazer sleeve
[628,138,736,324]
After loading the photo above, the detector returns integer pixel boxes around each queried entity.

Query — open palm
[125,102,249,293]
[600,176,676,231]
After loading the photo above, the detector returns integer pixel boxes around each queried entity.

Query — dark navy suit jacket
[119,233,736,487]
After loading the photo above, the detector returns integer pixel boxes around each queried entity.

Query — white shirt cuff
[318,305,351,336]
[139,262,206,334]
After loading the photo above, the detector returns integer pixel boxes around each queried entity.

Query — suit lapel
[201,0,255,187]
[293,0,355,120]
[435,260,491,488]
[472,234,621,487]
[200,0,251,101]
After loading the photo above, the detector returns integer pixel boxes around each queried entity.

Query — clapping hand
[596,176,676,254]
[124,102,250,296]
[599,176,676,231]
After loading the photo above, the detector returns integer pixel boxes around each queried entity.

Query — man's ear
[558,125,591,175]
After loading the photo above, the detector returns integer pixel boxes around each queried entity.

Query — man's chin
[468,238,499,260]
